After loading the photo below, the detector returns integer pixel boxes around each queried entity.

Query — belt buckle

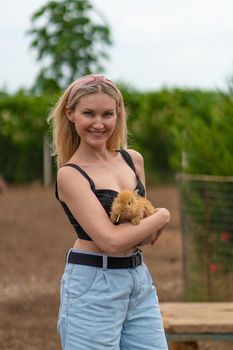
[132,253,141,268]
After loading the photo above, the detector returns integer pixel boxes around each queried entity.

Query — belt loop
[102,255,108,270]
[66,248,73,263]
[139,249,143,263]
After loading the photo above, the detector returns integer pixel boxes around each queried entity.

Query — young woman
[49,74,170,349]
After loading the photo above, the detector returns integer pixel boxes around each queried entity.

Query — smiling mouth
[89,130,105,135]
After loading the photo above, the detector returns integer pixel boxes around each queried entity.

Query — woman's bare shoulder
[126,149,144,167]
[56,165,90,202]
[125,149,145,184]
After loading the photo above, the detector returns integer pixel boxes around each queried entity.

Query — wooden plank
[160,302,233,333]
[167,333,233,341]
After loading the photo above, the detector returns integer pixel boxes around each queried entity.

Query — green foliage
[0,93,48,143]
[0,92,55,182]
[27,0,112,93]
[120,87,178,182]
[170,90,233,176]
[0,87,233,183]
[121,87,233,181]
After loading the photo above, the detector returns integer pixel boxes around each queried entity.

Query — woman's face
[67,92,118,149]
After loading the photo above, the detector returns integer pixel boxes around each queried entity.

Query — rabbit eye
[128,200,131,205]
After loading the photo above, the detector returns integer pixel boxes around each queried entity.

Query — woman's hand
[150,228,163,245]
[151,208,170,245]
[137,228,163,246]
[138,208,170,247]
[137,232,157,247]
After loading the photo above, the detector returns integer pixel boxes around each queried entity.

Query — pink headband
[66,74,119,105]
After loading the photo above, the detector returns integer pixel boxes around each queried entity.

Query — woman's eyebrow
[82,108,94,111]
[104,109,115,112]
[82,108,115,112]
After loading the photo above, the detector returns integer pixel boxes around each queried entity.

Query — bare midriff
[73,239,137,257]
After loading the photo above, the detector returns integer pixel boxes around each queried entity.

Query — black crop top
[55,149,145,241]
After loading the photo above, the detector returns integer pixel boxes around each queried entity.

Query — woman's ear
[65,106,74,123]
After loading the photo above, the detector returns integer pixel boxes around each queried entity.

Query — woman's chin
[86,138,107,148]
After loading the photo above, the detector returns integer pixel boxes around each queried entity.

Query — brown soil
[0,184,231,349]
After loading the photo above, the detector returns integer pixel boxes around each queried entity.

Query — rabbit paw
[131,217,141,225]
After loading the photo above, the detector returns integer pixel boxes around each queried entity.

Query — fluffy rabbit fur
[110,189,156,225]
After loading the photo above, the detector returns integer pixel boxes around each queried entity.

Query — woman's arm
[57,162,170,255]
[127,149,165,246]
[126,149,146,190]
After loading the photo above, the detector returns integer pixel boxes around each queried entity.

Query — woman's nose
[92,117,104,129]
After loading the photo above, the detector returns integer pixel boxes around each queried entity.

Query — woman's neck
[71,144,116,164]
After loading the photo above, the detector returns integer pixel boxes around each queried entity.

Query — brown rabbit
[110,189,156,225]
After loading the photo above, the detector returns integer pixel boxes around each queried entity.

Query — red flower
[220,231,231,241]
[210,263,219,273]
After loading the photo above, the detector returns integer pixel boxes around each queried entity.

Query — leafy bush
[122,87,233,181]
[170,90,233,176]
[0,87,232,183]
[0,92,56,182]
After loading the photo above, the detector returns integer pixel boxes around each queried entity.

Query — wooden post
[169,341,198,350]
[204,182,211,300]
[43,134,52,187]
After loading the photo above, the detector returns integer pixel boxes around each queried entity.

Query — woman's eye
[83,111,93,116]
[104,112,114,118]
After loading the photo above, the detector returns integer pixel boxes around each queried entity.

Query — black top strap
[63,163,96,189]
[55,181,60,200]
[55,151,138,201]
[55,163,96,201]
[117,149,137,175]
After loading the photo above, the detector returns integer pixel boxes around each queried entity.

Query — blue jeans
[57,249,168,350]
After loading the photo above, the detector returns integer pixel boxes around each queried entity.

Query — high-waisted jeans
[57,248,168,350]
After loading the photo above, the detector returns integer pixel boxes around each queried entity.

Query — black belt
[67,250,142,269]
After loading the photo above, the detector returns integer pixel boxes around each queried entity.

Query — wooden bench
[160,302,233,350]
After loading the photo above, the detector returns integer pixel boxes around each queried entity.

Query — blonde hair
[48,75,127,168]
